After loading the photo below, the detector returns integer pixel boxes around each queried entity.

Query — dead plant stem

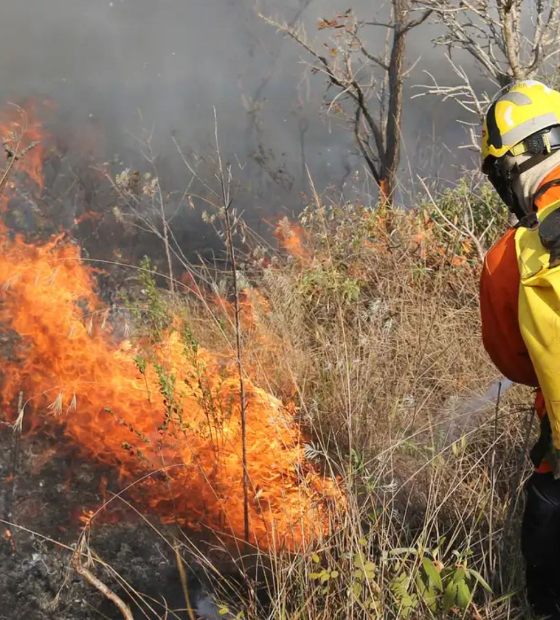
[157,178,175,293]
[214,109,250,549]
[174,543,196,620]
[72,539,134,620]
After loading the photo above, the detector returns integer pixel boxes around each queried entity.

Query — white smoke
[441,377,514,446]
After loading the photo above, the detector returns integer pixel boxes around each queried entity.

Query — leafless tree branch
[262,1,431,204]
[416,0,560,149]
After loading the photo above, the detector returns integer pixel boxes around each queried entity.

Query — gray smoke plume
[0,0,483,233]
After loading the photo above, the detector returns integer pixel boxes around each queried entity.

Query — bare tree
[417,0,560,149]
[263,2,432,204]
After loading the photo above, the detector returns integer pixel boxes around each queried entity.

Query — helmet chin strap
[507,162,532,219]
[510,191,528,220]
[488,159,528,219]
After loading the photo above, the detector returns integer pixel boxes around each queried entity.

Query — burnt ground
[0,425,252,620]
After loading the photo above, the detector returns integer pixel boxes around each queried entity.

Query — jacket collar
[534,165,560,211]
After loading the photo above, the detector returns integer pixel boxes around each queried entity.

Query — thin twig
[174,543,196,620]
[213,109,250,549]
[72,538,134,620]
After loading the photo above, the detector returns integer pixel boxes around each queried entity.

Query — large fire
[0,104,341,549]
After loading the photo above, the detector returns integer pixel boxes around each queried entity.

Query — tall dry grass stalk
[154,180,536,618]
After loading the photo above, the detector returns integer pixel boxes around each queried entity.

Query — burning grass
[0,104,540,618]
[0,227,344,551]
[175,193,534,618]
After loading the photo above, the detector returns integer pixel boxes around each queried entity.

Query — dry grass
[144,181,538,619]
[79,174,538,619]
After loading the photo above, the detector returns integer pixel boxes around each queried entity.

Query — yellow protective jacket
[516,197,560,449]
[480,165,560,471]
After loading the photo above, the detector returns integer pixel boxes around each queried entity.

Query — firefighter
[481,79,560,617]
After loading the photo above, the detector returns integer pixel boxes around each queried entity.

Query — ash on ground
[0,426,245,620]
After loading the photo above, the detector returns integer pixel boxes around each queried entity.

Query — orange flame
[0,106,342,549]
[0,231,340,548]
[213,287,271,333]
[3,529,15,556]
[274,217,311,262]
[79,509,96,530]
[0,100,51,192]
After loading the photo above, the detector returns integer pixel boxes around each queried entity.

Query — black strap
[531,414,552,468]
[516,212,540,229]
[524,126,560,155]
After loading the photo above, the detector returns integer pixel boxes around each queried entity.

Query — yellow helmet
[481,80,560,171]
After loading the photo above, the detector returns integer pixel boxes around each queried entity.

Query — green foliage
[422,177,508,251]
[217,605,244,618]
[305,538,493,619]
[181,323,199,357]
[391,572,419,618]
[389,544,492,617]
[299,264,362,304]
[124,256,170,342]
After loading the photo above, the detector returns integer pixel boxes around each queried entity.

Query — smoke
[0,0,485,235]
[440,377,514,448]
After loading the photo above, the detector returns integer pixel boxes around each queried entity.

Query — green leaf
[389,547,417,556]
[364,561,376,579]
[452,568,466,584]
[330,570,339,578]
[359,538,368,547]
[424,588,437,611]
[468,569,493,593]
[490,592,515,605]
[456,580,472,609]
[309,572,322,580]
[312,553,320,564]
[422,557,443,592]
[415,574,426,595]
[415,575,437,611]
[443,581,458,613]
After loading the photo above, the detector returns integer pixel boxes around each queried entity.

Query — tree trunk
[383,0,408,205]
[378,177,392,205]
